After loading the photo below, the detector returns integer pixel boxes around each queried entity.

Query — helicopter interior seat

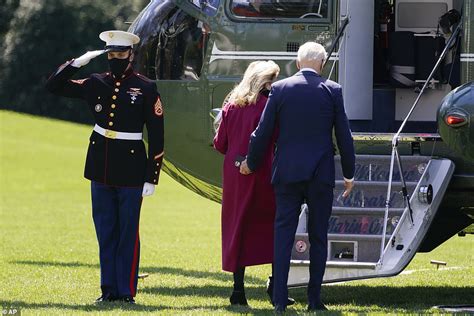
[388,31,416,88]
[388,33,445,88]
[378,0,452,133]
[345,0,451,134]
[391,0,451,84]
[376,31,442,133]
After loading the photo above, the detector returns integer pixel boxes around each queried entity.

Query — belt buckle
[105,129,117,139]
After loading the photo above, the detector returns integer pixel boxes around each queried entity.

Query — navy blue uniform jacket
[46,61,164,187]
[247,70,355,186]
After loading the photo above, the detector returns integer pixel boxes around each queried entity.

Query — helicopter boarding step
[288,154,454,287]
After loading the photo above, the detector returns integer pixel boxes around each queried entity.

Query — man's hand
[71,50,106,68]
[239,159,252,175]
[142,182,156,197]
[342,179,354,198]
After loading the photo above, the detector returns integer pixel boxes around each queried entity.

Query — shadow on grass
[140,284,270,299]
[141,266,263,284]
[10,261,472,312]
[4,285,469,314]
[290,285,474,313]
[0,300,279,314]
[11,260,263,284]
[12,260,100,268]
[0,300,166,313]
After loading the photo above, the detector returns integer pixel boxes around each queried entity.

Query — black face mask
[108,58,130,78]
[260,88,270,97]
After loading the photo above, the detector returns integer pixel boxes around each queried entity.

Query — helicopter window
[189,0,221,16]
[154,10,208,81]
[230,0,330,19]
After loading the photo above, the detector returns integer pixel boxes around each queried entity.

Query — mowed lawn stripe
[0,110,473,315]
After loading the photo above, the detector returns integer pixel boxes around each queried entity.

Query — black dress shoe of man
[266,276,296,306]
[307,302,328,311]
[119,296,136,304]
[95,293,116,303]
[229,290,248,306]
[274,304,286,313]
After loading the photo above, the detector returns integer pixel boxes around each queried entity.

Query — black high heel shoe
[230,290,248,306]
[266,276,295,306]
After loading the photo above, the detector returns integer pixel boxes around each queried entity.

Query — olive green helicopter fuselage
[130,0,474,253]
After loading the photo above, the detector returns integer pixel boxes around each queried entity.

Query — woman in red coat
[214,61,288,306]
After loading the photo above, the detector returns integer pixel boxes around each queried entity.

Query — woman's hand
[239,160,252,175]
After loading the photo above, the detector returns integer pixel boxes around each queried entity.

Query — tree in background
[0,0,21,42]
[0,0,148,123]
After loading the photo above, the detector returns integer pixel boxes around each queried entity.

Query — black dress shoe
[266,276,296,306]
[95,293,116,303]
[119,296,136,304]
[307,302,328,311]
[274,304,286,313]
[229,290,248,306]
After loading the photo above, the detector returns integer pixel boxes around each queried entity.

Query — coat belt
[93,124,142,140]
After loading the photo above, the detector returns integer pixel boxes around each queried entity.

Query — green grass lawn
[0,110,473,315]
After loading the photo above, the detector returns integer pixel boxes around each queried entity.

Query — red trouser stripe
[129,226,140,297]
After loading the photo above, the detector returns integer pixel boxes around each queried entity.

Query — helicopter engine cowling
[437,82,474,162]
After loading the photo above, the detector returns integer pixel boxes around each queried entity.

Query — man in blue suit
[240,42,355,312]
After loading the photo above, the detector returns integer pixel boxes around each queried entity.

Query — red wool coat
[213,95,276,272]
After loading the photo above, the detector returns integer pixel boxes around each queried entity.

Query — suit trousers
[272,178,333,307]
[91,181,143,298]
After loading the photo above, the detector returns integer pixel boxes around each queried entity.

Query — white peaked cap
[99,30,140,51]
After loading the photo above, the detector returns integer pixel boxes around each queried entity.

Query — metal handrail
[328,36,344,80]
[323,17,349,70]
[378,21,463,266]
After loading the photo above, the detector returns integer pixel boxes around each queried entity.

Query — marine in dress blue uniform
[46,31,164,304]
[241,42,355,311]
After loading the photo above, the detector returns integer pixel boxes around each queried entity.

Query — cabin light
[418,184,433,204]
[445,114,467,127]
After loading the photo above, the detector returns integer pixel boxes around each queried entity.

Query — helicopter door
[131,0,226,200]
[392,0,453,125]
[338,0,374,121]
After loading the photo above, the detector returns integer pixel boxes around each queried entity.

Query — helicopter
[129,0,473,286]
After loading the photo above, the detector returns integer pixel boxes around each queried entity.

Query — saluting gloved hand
[71,50,106,68]
[142,182,156,197]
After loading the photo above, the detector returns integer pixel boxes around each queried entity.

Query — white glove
[71,50,106,68]
[142,182,156,197]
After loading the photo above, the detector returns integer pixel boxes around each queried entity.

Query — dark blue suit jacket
[247,70,355,186]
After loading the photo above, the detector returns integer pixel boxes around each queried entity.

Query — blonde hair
[227,60,280,107]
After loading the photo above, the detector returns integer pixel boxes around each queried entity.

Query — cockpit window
[131,1,209,81]
[189,0,221,16]
[230,0,331,20]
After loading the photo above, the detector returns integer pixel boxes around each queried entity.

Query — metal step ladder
[288,154,454,286]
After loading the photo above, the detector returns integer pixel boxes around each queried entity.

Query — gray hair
[297,42,327,63]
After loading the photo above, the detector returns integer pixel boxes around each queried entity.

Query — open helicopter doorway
[338,0,462,133]
[288,0,460,287]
